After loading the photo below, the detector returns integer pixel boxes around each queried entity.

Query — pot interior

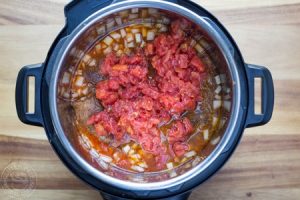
[55,6,233,183]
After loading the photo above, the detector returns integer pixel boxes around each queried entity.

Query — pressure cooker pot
[16,0,274,199]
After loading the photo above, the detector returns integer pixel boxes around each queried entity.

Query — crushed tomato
[88,19,206,169]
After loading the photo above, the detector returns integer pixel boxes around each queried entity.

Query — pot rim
[49,0,242,191]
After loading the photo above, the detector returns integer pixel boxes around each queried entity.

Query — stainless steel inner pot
[49,0,241,191]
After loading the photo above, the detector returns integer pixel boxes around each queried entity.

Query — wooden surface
[1,0,300,199]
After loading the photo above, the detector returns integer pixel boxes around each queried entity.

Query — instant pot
[15,0,274,199]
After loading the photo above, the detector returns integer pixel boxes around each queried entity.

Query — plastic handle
[245,64,274,128]
[15,64,44,127]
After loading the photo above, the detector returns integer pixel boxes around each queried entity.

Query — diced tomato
[116,159,131,169]
[190,56,205,73]
[173,142,189,157]
[145,43,154,56]
[112,64,129,72]
[94,123,107,136]
[88,19,207,170]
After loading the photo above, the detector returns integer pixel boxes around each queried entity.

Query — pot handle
[245,64,274,128]
[16,64,44,127]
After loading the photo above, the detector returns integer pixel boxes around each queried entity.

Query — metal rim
[49,0,242,191]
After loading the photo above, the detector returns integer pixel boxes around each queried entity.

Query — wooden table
[1,0,299,199]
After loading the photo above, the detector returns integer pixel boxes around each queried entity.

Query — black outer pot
[15,0,274,199]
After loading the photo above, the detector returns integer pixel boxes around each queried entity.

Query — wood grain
[1,0,300,199]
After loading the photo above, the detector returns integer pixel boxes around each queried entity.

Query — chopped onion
[190,39,196,47]
[203,129,209,141]
[111,32,121,40]
[215,85,222,94]
[220,118,227,128]
[140,40,146,48]
[213,100,222,109]
[156,19,163,24]
[195,44,204,54]
[131,154,141,160]
[141,9,148,17]
[115,17,122,25]
[148,8,158,15]
[122,145,130,154]
[181,157,187,163]
[170,171,177,178]
[135,33,142,43]
[215,75,221,85]
[131,8,139,13]
[131,29,140,34]
[212,116,218,126]
[100,154,113,163]
[113,152,120,161]
[76,50,84,59]
[211,136,221,145]
[215,95,222,100]
[184,163,192,169]
[106,19,115,29]
[90,149,99,159]
[63,91,70,98]
[224,94,231,100]
[124,40,128,48]
[143,22,152,28]
[70,47,77,56]
[162,17,171,24]
[96,25,106,35]
[155,23,162,28]
[103,47,112,55]
[82,87,89,95]
[104,36,113,46]
[97,159,109,170]
[131,165,145,172]
[224,87,231,94]
[113,45,119,52]
[75,76,84,87]
[95,44,102,53]
[223,100,231,111]
[192,156,201,167]
[76,69,83,76]
[129,14,138,19]
[79,135,91,150]
[82,54,91,63]
[184,151,196,158]
[62,72,71,84]
[138,162,148,168]
[120,29,126,38]
[147,31,155,41]
[127,42,135,48]
[116,49,123,56]
[119,10,129,17]
[166,162,174,170]
[72,92,79,98]
[126,33,134,42]
[128,149,135,155]
[159,25,168,32]
[220,74,227,84]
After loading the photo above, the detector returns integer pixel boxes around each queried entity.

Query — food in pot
[64,11,232,174]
